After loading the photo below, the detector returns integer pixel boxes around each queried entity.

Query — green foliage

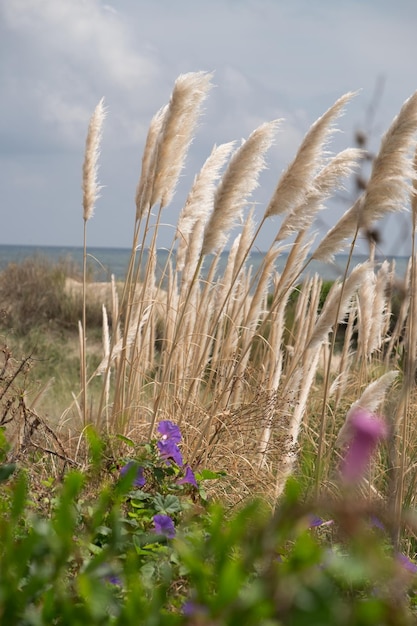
[0,424,416,624]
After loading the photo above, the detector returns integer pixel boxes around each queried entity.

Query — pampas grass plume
[202,119,280,255]
[360,90,417,229]
[308,262,372,351]
[313,90,417,262]
[176,141,235,271]
[275,147,363,241]
[265,92,356,219]
[82,97,106,222]
[150,72,213,209]
[135,104,168,220]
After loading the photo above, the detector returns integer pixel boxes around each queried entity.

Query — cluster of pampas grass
[69,72,417,513]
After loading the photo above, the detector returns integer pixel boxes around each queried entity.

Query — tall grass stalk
[65,76,417,509]
[394,147,417,545]
[312,91,417,494]
[81,97,106,426]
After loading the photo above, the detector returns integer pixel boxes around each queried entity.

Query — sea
[0,244,411,285]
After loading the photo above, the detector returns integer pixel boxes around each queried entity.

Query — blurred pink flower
[340,408,387,484]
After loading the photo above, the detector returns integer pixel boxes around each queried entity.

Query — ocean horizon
[0,243,411,284]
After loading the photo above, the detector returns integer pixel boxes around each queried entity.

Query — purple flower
[157,439,184,466]
[157,420,182,443]
[182,600,208,617]
[340,408,387,484]
[370,516,385,531]
[153,514,176,538]
[308,515,333,528]
[177,465,198,488]
[396,552,417,574]
[157,420,184,466]
[106,574,122,586]
[120,461,146,487]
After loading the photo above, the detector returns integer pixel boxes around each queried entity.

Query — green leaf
[95,525,112,537]
[140,562,156,584]
[87,542,103,556]
[116,434,136,447]
[153,494,182,515]
[41,476,54,488]
[283,476,302,504]
[0,428,10,462]
[128,489,150,501]
[130,500,146,509]
[84,425,105,468]
[0,463,16,482]
[133,532,162,550]
[195,469,226,481]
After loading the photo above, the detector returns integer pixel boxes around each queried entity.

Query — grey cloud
[1,0,417,253]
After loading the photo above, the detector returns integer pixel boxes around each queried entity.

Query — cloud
[1,0,417,251]
[0,0,160,152]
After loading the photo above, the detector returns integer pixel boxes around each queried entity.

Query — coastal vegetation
[2,71,417,623]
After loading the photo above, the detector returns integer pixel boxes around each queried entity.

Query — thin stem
[394,230,416,546]
[81,219,88,426]
[313,226,360,498]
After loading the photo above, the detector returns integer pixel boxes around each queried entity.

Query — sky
[1,0,417,255]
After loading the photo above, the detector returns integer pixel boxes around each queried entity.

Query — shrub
[0,256,103,334]
[0,444,416,625]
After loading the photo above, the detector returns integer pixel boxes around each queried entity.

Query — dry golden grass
[68,73,417,511]
[4,72,417,517]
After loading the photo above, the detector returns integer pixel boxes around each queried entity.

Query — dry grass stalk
[245,246,281,331]
[382,262,396,341]
[291,275,322,364]
[368,261,390,357]
[135,104,168,220]
[332,308,355,408]
[232,207,257,282]
[77,320,86,425]
[179,219,205,296]
[256,275,316,473]
[308,262,372,352]
[201,120,280,255]
[385,260,411,364]
[95,305,150,376]
[265,92,356,219]
[215,235,242,313]
[80,97,106,426]
[393,151,417,539]
[82,98,106,222]
[274,237,313,301]
[360,91,417,230]
[110,275,121,350]
[66,75,417,507]
[273,363,307,498]
[101,304,111,425]
[275,147,363,241]
[176,141,236,271]
[356,267,376,361]
[313,90,417,262]
[150,71,213,210]
[118,74,213,404]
